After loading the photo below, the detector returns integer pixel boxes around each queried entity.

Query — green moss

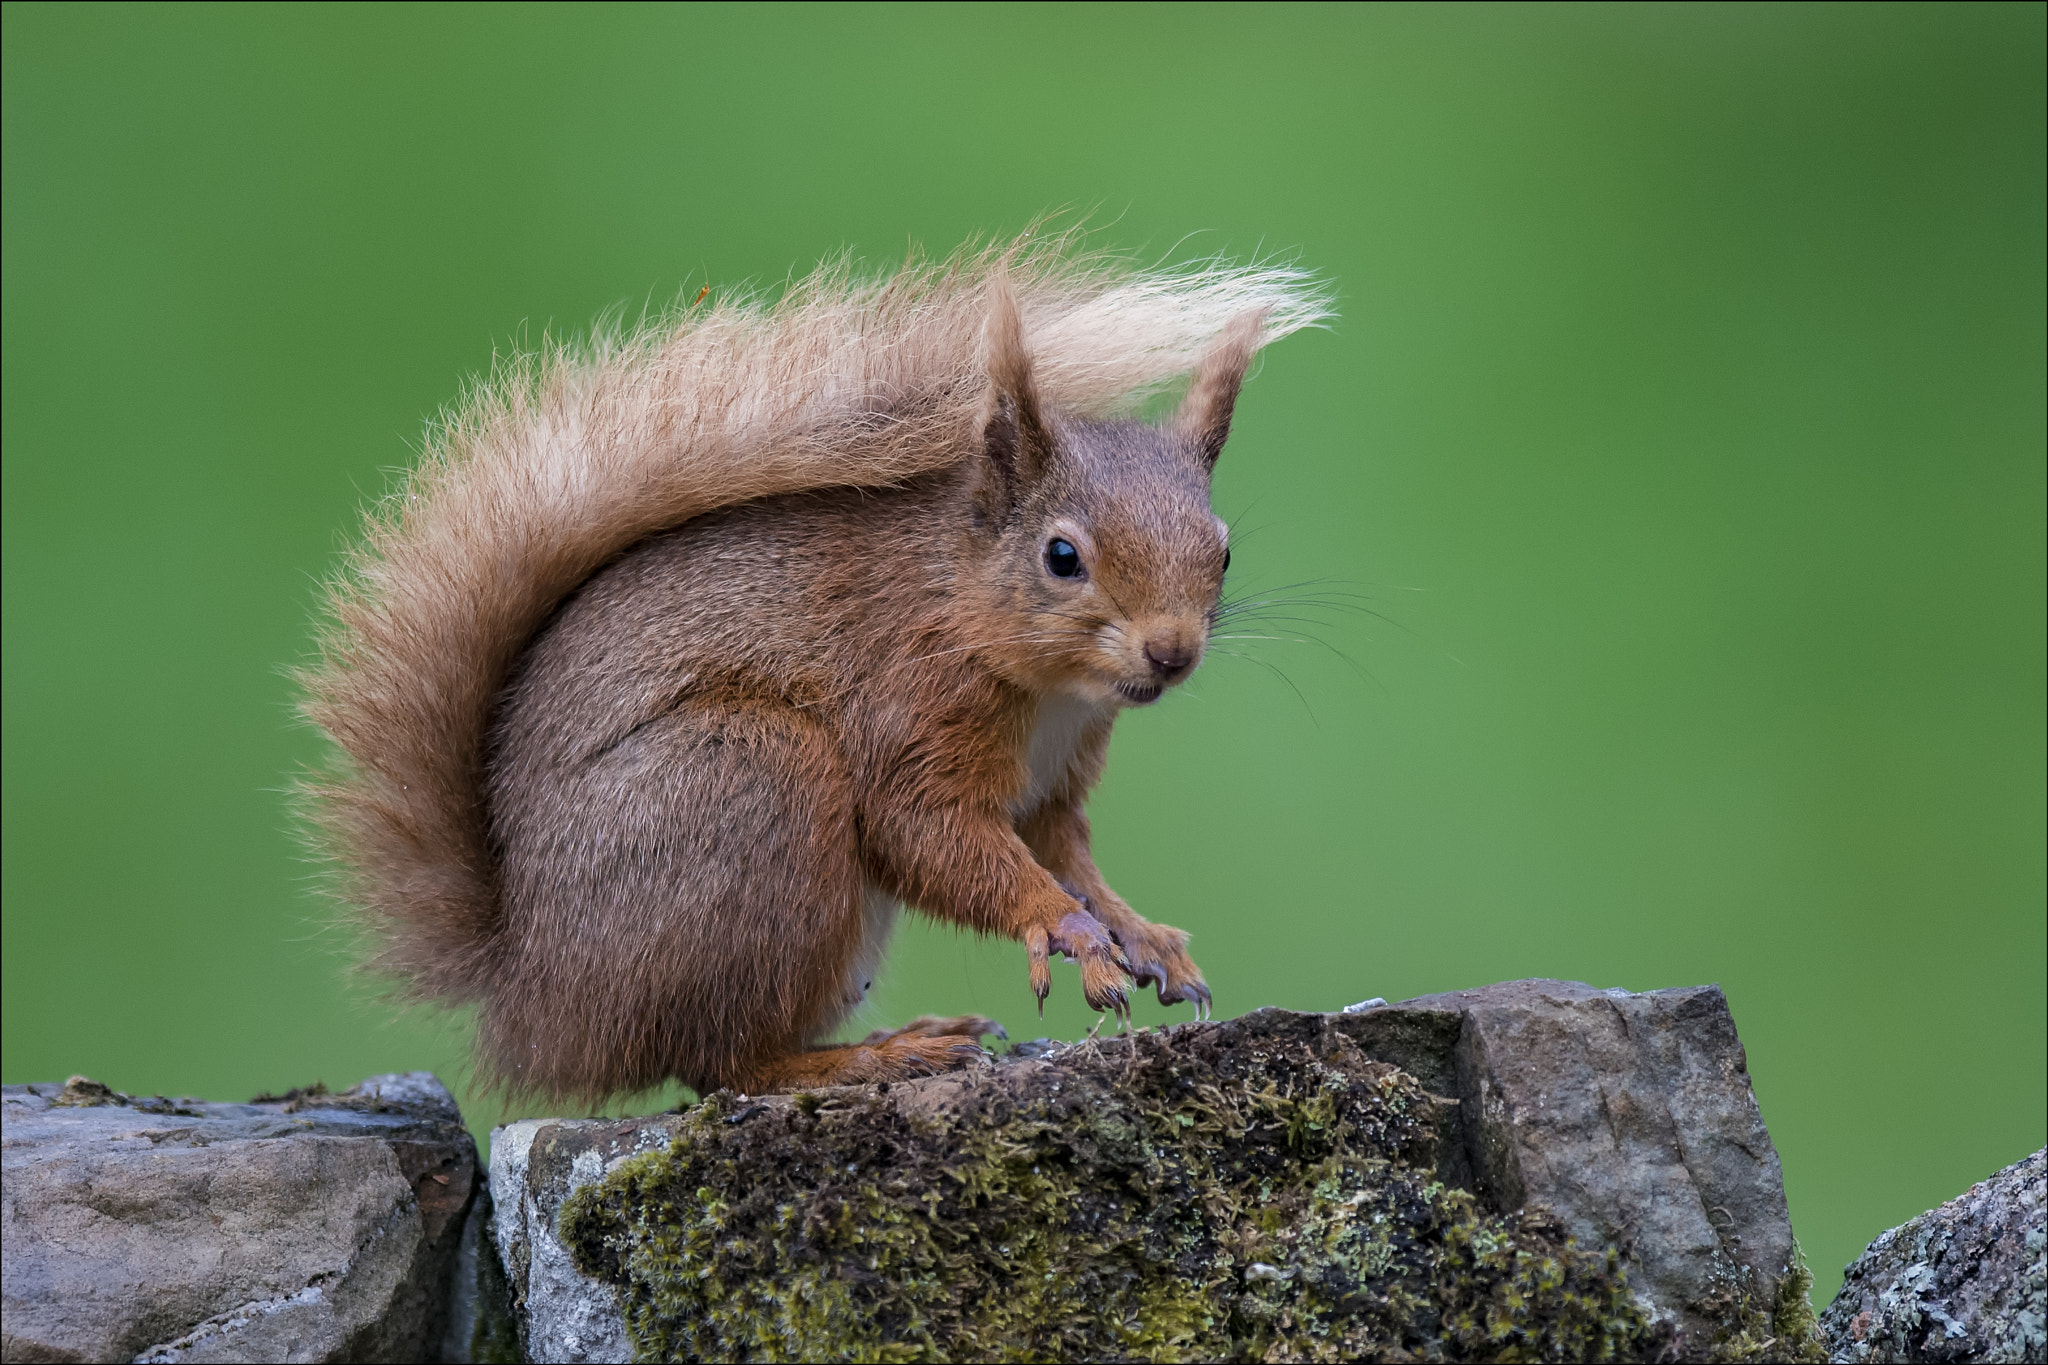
[1697,1239,1827,1365]
[560,1027,1655,1363]
[1772,1242,1827,1360]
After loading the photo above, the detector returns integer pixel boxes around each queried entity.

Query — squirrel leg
[852,695,1134,1018]
[1017,801,1211,1016]
[857,1014,1007,1045]
[730,1027,997,1092]
[861,800,1132,1019]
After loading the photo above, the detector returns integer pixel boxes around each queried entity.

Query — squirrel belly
[303,234,1327,1102]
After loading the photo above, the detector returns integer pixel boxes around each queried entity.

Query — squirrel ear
[975,278,1054,523]
[1175,308,1267,471]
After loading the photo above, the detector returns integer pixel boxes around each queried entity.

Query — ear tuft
[984,275,1034,405]
[1175,308,1267,471]
[975,277,1053,522]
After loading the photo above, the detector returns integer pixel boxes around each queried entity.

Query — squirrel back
[302,230,1326,1094]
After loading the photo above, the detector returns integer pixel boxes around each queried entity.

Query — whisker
[1218,575,1419,609]
[1217,610,1412,641]
[1205,648,1319,723]
[1207,617,1389,694]
[1215,598,1419,641]
[1217,590,1390,613]
[1214,600,1375,623]
[1093,575,1139,624]
[805,630,1095,707]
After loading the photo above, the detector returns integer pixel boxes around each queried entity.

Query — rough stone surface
[491,1120,654,1365]
[494,979,1820,1362]
[1,1072,479,1364]
[1354,979,1806,1351]
[1820,1148,2046,1364]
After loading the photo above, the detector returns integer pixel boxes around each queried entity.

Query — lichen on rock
[559,1024,1658,1363]
[1820,1147,2046,1364]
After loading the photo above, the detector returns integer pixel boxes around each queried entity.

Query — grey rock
[487,1119,673,1364]
[1,1073,478,1364]
[494,978,1808,1362]
[1342,978,1804,1352]
[1821,1147,2046,1363]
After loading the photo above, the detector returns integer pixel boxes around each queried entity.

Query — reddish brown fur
[302,233,1325,1101]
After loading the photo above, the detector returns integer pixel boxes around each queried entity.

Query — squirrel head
[968,282,1264,708]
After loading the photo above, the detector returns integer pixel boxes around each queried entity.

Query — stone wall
[7,980,2040,1363]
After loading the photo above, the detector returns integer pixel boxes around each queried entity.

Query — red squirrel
[303,234,1324,1100]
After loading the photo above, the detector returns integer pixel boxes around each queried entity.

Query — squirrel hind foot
[735,1027,997,1092]
[857,1014,1006,1046]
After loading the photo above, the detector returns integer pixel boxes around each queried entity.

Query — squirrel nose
[1142,640,1195,679]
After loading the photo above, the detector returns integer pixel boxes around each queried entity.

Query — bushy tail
[300,228,1329,1003]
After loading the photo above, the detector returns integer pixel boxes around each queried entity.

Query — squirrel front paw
[1025,908,1133,1021]
[1108,918,1212,1018]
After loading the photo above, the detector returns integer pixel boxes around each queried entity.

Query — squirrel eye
[1044,538,1083,579]
[1222,546,1232,574]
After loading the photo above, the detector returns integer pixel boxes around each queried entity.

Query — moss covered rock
[493,986,1824,1363]
[560,1024,1650,1363]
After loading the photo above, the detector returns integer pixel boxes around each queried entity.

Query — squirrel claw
[1027,907,1133,1013]
[1063,911,1135,1015]
[1159,976,1212,1014]
[1026,926,1053,1009]
[1110,918,1208,1016]
[1085,985,1129,1017]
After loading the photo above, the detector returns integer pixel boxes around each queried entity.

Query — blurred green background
[4,3,2042,1303]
